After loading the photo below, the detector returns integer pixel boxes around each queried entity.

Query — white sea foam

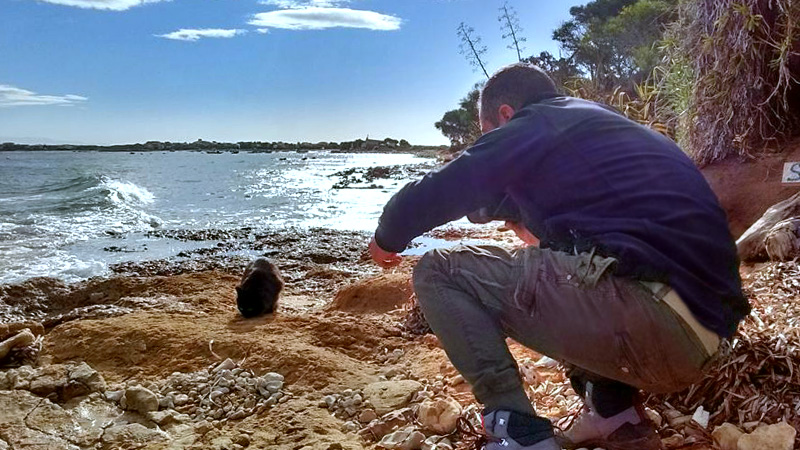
[100,177,156,206]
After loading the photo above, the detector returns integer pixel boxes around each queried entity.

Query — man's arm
[373,110,553,254]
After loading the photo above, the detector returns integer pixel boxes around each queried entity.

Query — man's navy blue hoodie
[374,95,750,338]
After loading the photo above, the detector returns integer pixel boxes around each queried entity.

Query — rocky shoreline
[0,227,798,450]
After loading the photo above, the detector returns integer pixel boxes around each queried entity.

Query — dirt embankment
[702,137,800,238]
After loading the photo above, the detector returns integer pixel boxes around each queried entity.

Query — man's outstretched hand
[369,236,403,268]
[504,221,540,246]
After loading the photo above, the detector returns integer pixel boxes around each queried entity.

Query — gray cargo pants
[412,245,715,416]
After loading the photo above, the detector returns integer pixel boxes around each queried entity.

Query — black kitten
[236,258,284,318]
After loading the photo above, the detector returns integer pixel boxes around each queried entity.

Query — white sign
[783,162,800,183]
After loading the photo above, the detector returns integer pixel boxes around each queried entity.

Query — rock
[422,436,453,450]
[0,438,7,450]
[363,380,423,415]
[68,362,106,393]
[148,410,187,427]
[159,394,175,409]
[359,409,378,423]
[229,409,247,420]
[691,406,710,429]
[0,389,45,426]
[361,408,415,440]
[265,380,283,393]
[174,393,190,406]
[448,375,465,386]
[0,329,35,361]
[9,365,36,390]
[742,421,762,432]
[320,396,333,408]
[122,386,159,414]
[411,390,434,403]
[28,364,68,398]
[343,421,360,433]
[26,399,105,447]
[0,424,80,450]
[262,372,284,383]
[713,423,744,450]
[234,434,251,447]
[195,420,214,435]
[737,422,796,450]
[378,427,426,450]
[417,397,462,434]
[102,423,168,447]
[105,390,124,403]
[213,359,236,373]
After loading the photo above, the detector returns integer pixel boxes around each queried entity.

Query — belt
[640,281,721,356]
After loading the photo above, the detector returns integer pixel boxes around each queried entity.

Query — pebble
[233,434,251,447]
[359,409,378,424]
[342,421,360,433]
[105,390,124,403]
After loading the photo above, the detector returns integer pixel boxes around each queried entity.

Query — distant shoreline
[0,139,447,158]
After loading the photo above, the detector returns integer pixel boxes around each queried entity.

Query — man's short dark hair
[479,63,558,124]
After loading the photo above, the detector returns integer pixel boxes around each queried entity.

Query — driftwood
[0,329,35,362]
[737,191,800,261]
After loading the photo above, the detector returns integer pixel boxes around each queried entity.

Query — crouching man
[368,63,750,450]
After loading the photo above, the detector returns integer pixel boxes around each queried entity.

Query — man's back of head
[479,63,558,127]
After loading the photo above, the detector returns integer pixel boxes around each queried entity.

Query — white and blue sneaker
[482,410,561,450]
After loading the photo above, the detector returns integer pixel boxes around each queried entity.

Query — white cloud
[157,28,247,42]
[32,0,168,11]
[0,85,87,107]
[249,7,401,31]
[259,0,349,8]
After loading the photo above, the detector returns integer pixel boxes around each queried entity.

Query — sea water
[0,150,439,284]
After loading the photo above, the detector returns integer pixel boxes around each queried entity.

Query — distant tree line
[0,137,414,152]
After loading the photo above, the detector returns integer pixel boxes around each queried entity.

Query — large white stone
[417,397,462,434]
[737,422,796,450]
[713,423,744,450]
[363,381,423,415]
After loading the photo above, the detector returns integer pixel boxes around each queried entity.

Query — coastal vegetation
[439,0,800,164]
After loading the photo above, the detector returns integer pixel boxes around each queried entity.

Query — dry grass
[648,262,800,438]
[565,79,674,137]
[676,0,800,164]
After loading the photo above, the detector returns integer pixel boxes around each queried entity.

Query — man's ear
[498,104,516,124]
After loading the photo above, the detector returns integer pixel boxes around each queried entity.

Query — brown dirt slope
[702,137,800,238]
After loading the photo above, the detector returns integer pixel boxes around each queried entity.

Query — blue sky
[0,0,584,145]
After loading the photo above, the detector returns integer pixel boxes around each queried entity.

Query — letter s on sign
[783,162,800,183]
